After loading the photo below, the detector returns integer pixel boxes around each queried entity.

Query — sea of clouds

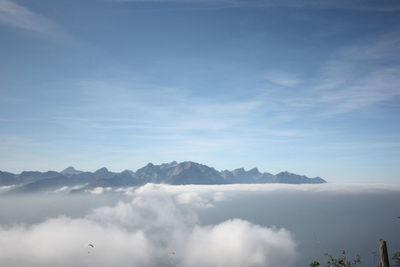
[0,183,399,267]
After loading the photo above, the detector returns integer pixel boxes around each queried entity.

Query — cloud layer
[0,185,298,267]
[184,219,296,267]
[1,183,399,266]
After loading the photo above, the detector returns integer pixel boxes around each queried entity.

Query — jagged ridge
[0,161,327,193]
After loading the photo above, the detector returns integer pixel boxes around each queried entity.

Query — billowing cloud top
[0,183,301,267]
[1,183,399,266]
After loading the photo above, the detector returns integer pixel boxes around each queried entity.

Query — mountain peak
[232,168,245,174]
[275,171,327,184]
[61,166,83,175]
[181,161,195,168]
[248,168,261,175]
[63,166,76,171]
[159,161,178,170]
[0,161,327,193]
[137,163,156,172]
[94,167,109,174]
[232,167,261,176]
[145,163,155,168]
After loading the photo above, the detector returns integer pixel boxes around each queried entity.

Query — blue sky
[1,0,400,182]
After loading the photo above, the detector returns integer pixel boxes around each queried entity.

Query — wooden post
[379,239,390,267]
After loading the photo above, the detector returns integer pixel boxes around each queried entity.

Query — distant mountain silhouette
[0,161,327,193]
[60,166,83,176]
[0,171,18,186]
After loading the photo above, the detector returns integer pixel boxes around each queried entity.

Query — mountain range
[0,161,326,194]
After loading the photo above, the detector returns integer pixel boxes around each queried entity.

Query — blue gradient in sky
[1,0,400,182]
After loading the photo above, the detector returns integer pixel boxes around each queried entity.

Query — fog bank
[0,183,399,266]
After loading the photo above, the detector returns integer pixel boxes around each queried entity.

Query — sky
[0,0,400,182]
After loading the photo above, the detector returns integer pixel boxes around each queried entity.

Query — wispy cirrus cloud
[313,37,400,115]
[261,33,400,118]
[264,72,302,88]
[50,31,400,153]
[60,78,264,133]
[0,0,62,35]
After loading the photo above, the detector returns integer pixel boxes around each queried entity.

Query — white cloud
[53,184,87,193]
[260,34,400,118]
[265,72,302,87]
[0,217,151,267]
[128,182,400,197]
[60,30,400,147]
[0,184,300,267]
[88,186,112,195]
[183,219,296,267]
[72,79,263,132]
[306,34,400,116]
[41,29,399,165]
[2,183,400,266]
[0,0,60,34]
[0,185,15,192]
